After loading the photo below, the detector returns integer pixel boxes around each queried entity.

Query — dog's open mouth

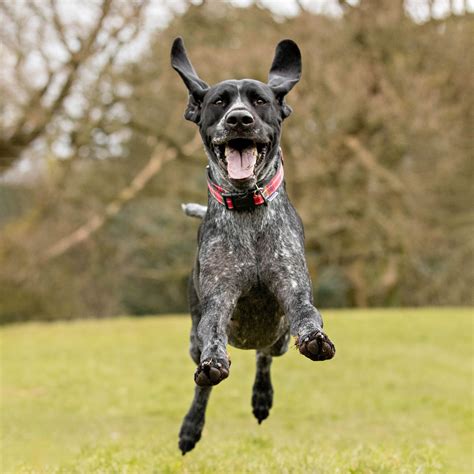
[214,139,267,180]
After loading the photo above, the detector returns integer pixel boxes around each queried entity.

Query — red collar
[207,154,284,211]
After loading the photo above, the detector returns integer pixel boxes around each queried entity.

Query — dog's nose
[225,109,255,129]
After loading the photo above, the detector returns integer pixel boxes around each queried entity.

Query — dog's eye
[255,98,267,106]
[213,99,225,106]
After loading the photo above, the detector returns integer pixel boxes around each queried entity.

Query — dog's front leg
[268,274,336,362]
[288,297,336,361]
[194,291,238,386]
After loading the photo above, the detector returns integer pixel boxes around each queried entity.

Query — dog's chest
[199,203,291,283]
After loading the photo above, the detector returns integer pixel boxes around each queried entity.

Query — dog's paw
[296,330,335,361]
[179,420,203,455]
[252,383,273,424]
[194,358,230,386]
[179,433,199,455]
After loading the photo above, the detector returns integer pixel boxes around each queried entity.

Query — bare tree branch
[294,0,308,13]
[343,135,406,194]
[0,0,115,171]
[42,144,176,261]
[49,0,73,55]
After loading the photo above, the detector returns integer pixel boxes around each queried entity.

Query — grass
[1,308,472,473]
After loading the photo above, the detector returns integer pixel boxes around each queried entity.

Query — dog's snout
[225,109,255,129]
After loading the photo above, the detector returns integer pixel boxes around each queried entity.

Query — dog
[171,37,336,455]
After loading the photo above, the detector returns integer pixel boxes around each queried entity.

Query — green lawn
[1,309,472,473]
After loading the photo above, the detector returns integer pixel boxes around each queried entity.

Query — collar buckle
[254,184,268,207]
[222,190,256,211]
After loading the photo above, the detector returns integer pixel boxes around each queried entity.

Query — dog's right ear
[171,37,209,123]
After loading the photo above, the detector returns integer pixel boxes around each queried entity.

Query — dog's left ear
[171,37,209,123]
[268,39,302,119]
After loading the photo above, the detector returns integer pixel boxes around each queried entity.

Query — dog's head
[171,37,301,189]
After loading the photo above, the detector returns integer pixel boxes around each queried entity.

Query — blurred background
[0,0,472,324]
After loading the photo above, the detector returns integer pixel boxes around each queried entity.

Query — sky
[51,0,474,71]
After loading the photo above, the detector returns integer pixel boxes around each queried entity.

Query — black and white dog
[171,37,335,454]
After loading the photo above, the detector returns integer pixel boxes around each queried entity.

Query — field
[1,309,472,473]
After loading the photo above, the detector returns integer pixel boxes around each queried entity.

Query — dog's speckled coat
[171,37,335,454]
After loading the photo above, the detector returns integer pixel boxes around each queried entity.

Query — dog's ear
[268,39,302,119]
[171,37,209,123]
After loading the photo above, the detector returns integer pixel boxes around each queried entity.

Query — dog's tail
[181,203,207,219]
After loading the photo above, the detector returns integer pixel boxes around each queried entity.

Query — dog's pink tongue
[225,146,257,180]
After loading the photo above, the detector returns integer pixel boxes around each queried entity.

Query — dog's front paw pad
[194,359,229,386]
[297,331,335,361]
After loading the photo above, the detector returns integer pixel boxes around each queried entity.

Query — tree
[0,0,472,323]
[0,0,149,172]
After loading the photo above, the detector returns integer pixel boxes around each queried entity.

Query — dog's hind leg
[179,385,212,454]
[252,330,290,423]
[179,275,212,454]
[252,351,273,424]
